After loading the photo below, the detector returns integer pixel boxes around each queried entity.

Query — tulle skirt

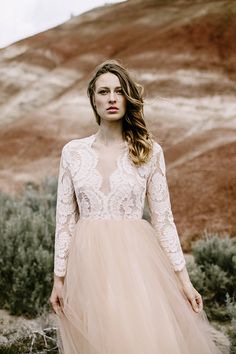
[57,219,221,354]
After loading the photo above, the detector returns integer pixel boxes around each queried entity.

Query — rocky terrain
[0,0,235,250]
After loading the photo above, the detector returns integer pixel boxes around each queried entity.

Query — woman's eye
[117,90,124,95]
[99,90,108,95]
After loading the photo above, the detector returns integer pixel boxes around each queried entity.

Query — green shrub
[187,233,236,322]
[0,177,57,318]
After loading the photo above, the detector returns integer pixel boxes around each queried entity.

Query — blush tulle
[57,219,221,354]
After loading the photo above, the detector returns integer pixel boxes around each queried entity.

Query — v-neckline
[87,134,129,197]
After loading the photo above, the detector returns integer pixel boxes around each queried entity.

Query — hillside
[0,0,235,250]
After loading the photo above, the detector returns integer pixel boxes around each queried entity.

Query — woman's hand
[174,265,203,313]
[182,282,203,313]
[49,275,65,315]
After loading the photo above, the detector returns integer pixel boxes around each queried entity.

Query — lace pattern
[54,145,80,276]
[54,135,186,276]
[146,145,186,272]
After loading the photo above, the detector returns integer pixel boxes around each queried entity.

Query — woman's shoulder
[150,139,164,156]
[148,139,166,174]
[61,134,94,154]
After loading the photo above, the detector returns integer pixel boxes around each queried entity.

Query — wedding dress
[54,134,221,354]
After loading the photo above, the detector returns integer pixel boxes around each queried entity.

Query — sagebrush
[0,178,57,317]
[187,232,236,322]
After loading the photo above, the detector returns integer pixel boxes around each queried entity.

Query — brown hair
[87,60,154,166]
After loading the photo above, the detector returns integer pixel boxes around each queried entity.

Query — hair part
[87,59,154,166]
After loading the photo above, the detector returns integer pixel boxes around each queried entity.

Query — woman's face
[93,73,127,121]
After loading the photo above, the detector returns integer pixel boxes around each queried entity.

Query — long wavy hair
[87,60,154,166]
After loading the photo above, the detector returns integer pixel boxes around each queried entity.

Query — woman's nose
[108,92,116,103]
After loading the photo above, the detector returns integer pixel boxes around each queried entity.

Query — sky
[0,0,126,48]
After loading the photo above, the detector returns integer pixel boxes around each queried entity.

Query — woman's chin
[100,114,124,122]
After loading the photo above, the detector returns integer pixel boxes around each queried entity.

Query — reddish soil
[0,0,235,250]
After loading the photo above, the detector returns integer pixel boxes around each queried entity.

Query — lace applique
[54,135,186,276]
[73,137,147,220]
[54,145,79,276]
[146,144,186,272]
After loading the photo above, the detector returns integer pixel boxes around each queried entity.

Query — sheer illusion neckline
[87,134,129,197]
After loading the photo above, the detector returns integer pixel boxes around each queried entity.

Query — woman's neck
[94,121,124,146]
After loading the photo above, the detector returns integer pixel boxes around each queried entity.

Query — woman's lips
[107,107,119,112]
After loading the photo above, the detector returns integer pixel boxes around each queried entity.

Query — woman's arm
[146,143,203,312]
[54,145,79,277]
[50,145,79,314]
[146,143,186,272]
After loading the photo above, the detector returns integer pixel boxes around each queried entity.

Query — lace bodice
[54,134,186,276]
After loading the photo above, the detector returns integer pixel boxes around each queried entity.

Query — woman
[49,60,221,353]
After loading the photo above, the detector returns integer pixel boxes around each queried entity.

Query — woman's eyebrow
[97,86,122,89]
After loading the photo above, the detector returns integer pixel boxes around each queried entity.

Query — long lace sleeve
[146,143,186,272]
[54,145,79,277]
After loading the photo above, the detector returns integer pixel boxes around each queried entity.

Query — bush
[0,177,57,318]
[187,233,236,322]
